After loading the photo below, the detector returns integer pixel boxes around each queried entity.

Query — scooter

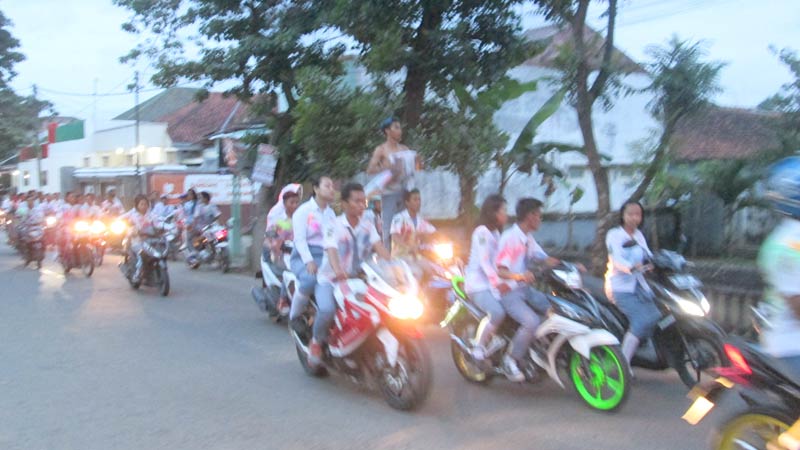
[186,222,230,272]
[253,235,296,322]
[290,259,432,411]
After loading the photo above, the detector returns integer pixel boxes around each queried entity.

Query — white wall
[15,137,90,193]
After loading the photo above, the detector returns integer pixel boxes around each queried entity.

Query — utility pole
[134,71,141,194]
[32,84,42,191]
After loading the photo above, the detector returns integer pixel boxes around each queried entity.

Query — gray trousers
[313,282,338,343]
[381,191,403,248]
[500,287,543,361]
[612,284,661,339]
[471,290,506,347]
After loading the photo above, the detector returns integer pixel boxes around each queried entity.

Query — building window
[40,170,47,186]
[102,156,110,167]
[84,157,91,168]
[23,171,30,186]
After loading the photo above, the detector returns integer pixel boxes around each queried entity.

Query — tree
[0,11,52,161]
[759,47,800,152]
[115,0,347,192]
[536,0,621,274]
[626,37,724,203]
[328,0,533,128]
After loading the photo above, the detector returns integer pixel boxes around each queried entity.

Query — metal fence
[705,284,762,338]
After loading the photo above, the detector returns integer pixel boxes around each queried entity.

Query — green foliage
[758,47,800,152]
[291,68,397,178]
[327,0,534,126]
[0,11,23,89]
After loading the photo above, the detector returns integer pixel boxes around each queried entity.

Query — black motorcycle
[683,337,800,449]
[547,249,728,388]
[60,219,95,277]
[120,226,170,297]
[186,222,230,273]
[20,223,45,268]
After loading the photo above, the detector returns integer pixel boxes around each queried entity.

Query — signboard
[251,143,277,186]
[149,173,255,205]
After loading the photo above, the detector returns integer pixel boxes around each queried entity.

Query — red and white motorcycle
[291,259,433,411]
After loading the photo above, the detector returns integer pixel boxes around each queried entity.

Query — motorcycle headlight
[387,295,424,320]
[434,242,453,262]
[45,216,56,227]
[110,220,127,235]
[90,220,106,234]
[673,295,706,317]
[74,220,90,233]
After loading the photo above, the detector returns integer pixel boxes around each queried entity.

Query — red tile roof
[672,106,782,161]
[157,93,258,145]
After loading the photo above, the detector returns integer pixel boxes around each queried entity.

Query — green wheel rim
[570,346,626,411]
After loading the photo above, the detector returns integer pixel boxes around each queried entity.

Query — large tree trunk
[458,171,477,229]
[402,63,425,128]
[402,2,444,128]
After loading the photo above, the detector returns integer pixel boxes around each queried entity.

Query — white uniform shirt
[292,197,336,264]
[759,219,800,357]
[604,226,652,297]
[389,209,436,258]
[318,214,381,285]
[496,224,549,290]
[464,225,501,297]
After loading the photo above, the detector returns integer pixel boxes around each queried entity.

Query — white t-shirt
[318,214,381,285]
[389,209,436,258]
[496,224,549,290]
[292,198,336,264]
[464,225,501,296]
[604,226,653,297]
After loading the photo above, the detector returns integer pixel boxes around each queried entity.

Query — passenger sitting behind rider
[464,195,508,365]
[390,188,436,260]
[309,182,392,367]
[263,183,302,315]
[495,198,561,381]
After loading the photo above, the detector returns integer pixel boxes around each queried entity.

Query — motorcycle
[20,223,45,268]
[88,219,107,266]
[290,259,432,411]
[186,222,230,273]
[120,225,171,296]
[253,235,296,322]
[683,337,800,450]
[44,215,57,249]
[161,213,182,261]
[442,271,631,412]
[571,249,727,388]
[60,220,95,277]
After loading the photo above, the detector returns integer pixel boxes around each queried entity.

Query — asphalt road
[0,241,727,450]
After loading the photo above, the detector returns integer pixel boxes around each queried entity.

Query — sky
[3,0,799,126]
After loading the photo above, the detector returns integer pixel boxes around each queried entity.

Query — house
[12,118,88,194]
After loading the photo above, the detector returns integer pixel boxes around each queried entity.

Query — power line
[35,84,163,97]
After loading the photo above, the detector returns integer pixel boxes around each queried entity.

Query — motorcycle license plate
[658,314,676,330]
[682,393,715,425]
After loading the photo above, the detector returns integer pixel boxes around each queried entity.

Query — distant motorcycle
[20,223,45,268]
[186,222,230,273]
[89,219,107,266]
[60,220,95,277]
[120,225,170,297]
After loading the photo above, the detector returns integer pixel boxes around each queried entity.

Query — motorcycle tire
[294,341,328,378]
[675,334,725,389]
[158,266,170,297]
[568,344,630,412]
[379,338,432,411]
[712,406,793,450]
[79,245,94,278]
[450,321,493,385]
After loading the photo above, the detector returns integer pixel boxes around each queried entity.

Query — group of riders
[258,117,800,384]
[1,187,222,281]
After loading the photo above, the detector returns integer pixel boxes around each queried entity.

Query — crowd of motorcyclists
[2,117,799,447]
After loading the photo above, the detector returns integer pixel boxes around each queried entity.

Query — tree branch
[589,0,617,101]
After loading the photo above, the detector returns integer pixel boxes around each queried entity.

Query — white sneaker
[470,345,486,361]
[502,354,525,382]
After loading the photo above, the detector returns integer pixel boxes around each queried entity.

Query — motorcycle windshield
[365,260,417,293]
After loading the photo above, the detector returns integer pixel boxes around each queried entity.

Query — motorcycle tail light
[724,344,751,375]
[215,229,228,241]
